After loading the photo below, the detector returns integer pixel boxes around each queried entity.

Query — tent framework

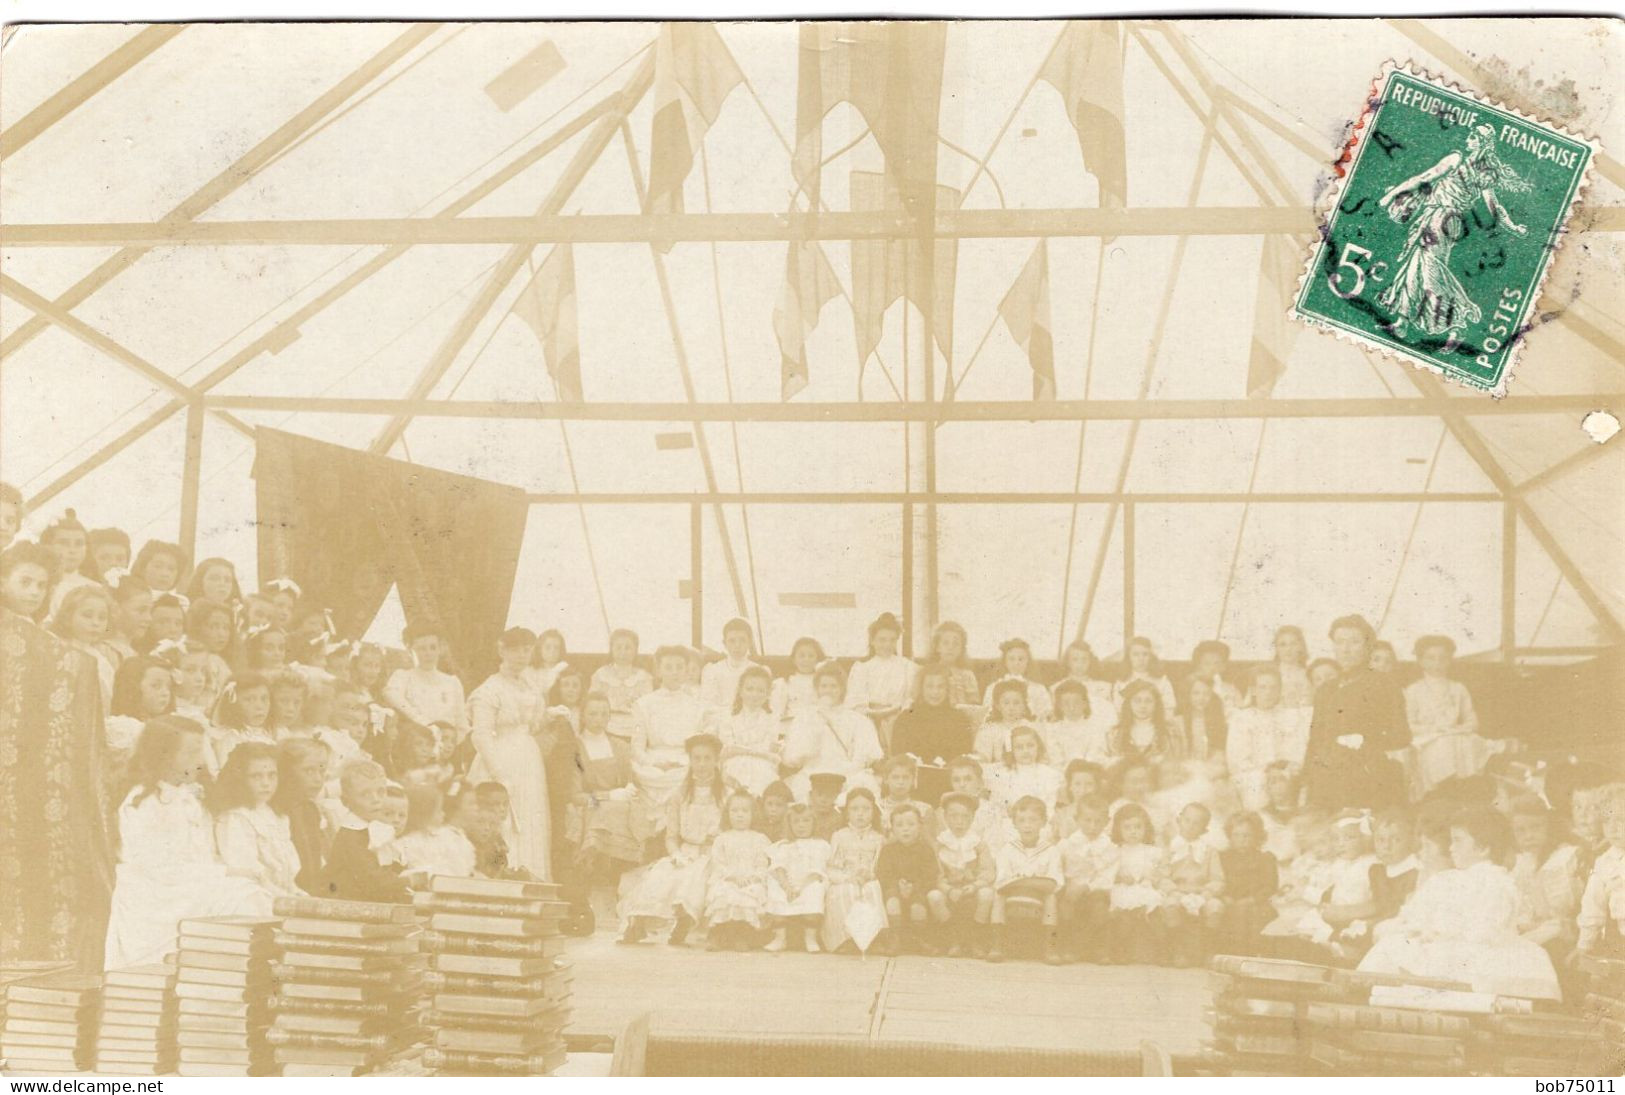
[4,21,1621,663]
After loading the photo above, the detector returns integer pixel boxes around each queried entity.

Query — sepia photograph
[0,14,1621,1080]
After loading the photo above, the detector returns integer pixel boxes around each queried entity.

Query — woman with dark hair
[891,664,974,803]
[1302,614,1410,811]
[131,540,189,596]
[1358,804,1560,1000]
[103,716,269,969]
[211,741,301,899]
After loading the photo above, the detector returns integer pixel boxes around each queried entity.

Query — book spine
[264,1029,393,1053]
[267,997,392,1018]
[273,897,411,923]
[413,895,564,918]
[423,1047,561,1074]
[421,931,555,957]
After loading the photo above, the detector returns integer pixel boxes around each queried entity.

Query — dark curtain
[252,428,530,682]
[0,611,114,968]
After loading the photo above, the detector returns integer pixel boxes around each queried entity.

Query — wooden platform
[561,933,1211,1070]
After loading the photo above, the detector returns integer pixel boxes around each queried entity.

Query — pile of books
[174,915,278,1076]
[416,876,572,1076]
[267,895,423,1077]
[1304,999,1471,1075]
[96,964,177,1075]
[1203,955,1322,1074]
[0,970,100,1075]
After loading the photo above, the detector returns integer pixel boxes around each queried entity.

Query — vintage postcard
[0,16,1621,1082]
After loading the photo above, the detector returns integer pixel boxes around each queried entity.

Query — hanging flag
[514,244,582,402]
[1247,233,1300,398]
[774,240,840,400]
[791,22,946,218]
[999,241,1056,401]
[849,170,958,369]
[647,24,744,223]
[1040,22,1128,216]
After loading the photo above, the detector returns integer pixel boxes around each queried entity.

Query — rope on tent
[700,143,768,652]
[1056,243,1107,658]
[1214,419,1271,642]
[1376,425,1450,635]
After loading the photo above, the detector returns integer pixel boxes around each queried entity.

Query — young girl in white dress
[782,664,883,803]
[631,646,713,820]
[1045,679,1113,769]
[42,509,98,618]
[1103,802,1164,961]
[770,637,824,723]
[1270,625,1316,709]
[104,716,271,969]
[620,734,725,945]
[211,741,301,899]
[704,791,773,950]
[699,618,765,716]
[981,638,1052,722]
[765,803,832,953]
[1112,636,1178,717]
[976,679,1033,764]
[719,666,781,796]
[1292,812,1380,954]
[1360,806,1561,1000]
[822,789,887,953]
[988,725,1064,832]
[1404,635,1494,796]
[385,779,478,882]
[467,627,550,880]
[592,628,656,739]
[845,612,918,752]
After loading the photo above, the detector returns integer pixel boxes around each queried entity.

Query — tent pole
[1121,501,1136,657]
[179,400,204,560]
[691,503,704,648]
[1502,501,1517,664]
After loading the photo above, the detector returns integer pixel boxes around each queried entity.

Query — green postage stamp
[1294,64,1597,395]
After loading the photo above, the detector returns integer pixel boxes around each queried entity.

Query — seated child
[271,736,331,895]
[446,783,519,881]
[1156,802,1226,967]
[1258,761,1303,865]
[987,726,1064,837]
[987,796,1064,965]
[935,790,996,958]
[1262,810,1335,941]
[1305,811,1380,957]
[765,803,832,953]
[1508,795,1582,966]
[1053,761,1108,840]
[104,716,273,969]
[620,733,726,946]
[471,780,526,878]
[947,755,1003,848]
[754,780,793,843]
[1368,809,1421,933]
[1218,811,1279,955]
[704,791,773,951]
[211,741,301,899]
[209,673,276,773]
[385,779,477,883]
[1578,784,1625,959]
[1103,802,1164,964]
[323,758,409,903]
[1058,794,1116,963]
[719,667,781,796]
[876,803,944,956]
[822,788,887,954]
[807,771,847,841]
[877,754,935,838]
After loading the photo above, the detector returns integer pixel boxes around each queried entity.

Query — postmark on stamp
[1294,64,1596,395]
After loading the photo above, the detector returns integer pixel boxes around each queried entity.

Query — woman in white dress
[211,741,301,898]
[844,612,917,753]
[104,717,272,970]
[591,628,655,739]
[467,628,551,879]
[783,663,884,802]
[382,618,468,745]
[1404,635,1495,796]
[1359,805,1561,1000]
[630,645,713,821]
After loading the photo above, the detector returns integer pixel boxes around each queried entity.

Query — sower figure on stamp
[1303,615,1410,812]
[1376,123,1530,344]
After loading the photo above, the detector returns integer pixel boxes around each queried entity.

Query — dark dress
[1304,667,1410,809]
[323,826,409,902]
[891,701,974,802]
[1219,848,1280,946]
[284,797,327,896]
[876,839,942,908]
[1369,860,1419,922]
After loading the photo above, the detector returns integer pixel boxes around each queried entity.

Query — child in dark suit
[323,758,408,902]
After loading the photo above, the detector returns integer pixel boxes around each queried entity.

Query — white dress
[1226,705,1312,808]
[1359,861,1562,1000]
[592,664,655,738]
[783,702,883,802]
[215,804,301,898]
[770,672,818,722]
[1404,676,1495,794]
[467,671,550,879]
[386,825,479,879]
[846,656,919,716]
[383,667,467,735]
[718,708,781,796]
[1045,716,1111,769]
[1107,843,1165,911]
[699,657,765,716]
[704,828,772,927]
[766,838,832,917]
[104,783,272,970]
[630,687,712,811]
[1275,663,1315,710]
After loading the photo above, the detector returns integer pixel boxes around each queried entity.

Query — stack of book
[267,895,423,1077]
[0,970,101,1075]
[95,964,177,1075]
[1203,955,1325,1074]
[174,915,278,1076]
[415,876,572,1076]
[1303,1000,1471,1075]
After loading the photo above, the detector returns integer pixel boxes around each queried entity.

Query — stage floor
[561,932,1212,1065]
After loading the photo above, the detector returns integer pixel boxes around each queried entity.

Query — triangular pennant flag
[774,240,841,400]
[1247,233,1301,398]
[999,241,1056,401]
[1040,23,1128,219]
[513,244,583,402]
[647,24,744,226]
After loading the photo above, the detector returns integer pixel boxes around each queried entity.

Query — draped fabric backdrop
[0,612,114,968]
[253,428,530,683]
